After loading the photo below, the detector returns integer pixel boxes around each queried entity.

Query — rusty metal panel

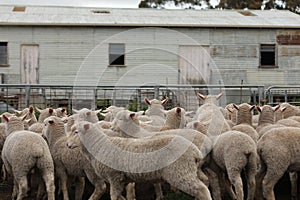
[277,33,300,45]
[211,45,257,57]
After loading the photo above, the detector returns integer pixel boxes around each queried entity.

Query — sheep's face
[66,125,80,149]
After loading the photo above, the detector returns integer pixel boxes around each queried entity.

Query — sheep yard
[1,85,300,199]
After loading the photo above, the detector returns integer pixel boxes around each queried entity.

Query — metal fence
[0,84,269,114]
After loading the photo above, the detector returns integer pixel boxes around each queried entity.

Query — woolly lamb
[256,127,300,200]
[14,106,37,128]
[211,130,257,200]
[29,108,57,135]
[43,116,107,200]
[73,108,100,123]
[255,105,280,137]
[100,105,125,122]
[231,103,259,143]
[194,93,230,137]
[1,114,55,200]
[68,121,212,200]
[55,107,68,118]
[225,103,237,124]
[142,97,168,126]
[280,102,300,119]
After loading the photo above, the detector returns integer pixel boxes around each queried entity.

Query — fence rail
[0,83,298,113]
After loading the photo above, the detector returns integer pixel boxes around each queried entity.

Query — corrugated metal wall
[0,26,299,90]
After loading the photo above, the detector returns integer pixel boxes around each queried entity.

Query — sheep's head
[66,125,80,149]
[43,116,65,140]
[197,92,223,105]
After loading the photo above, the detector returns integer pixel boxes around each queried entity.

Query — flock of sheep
[1,92,300,200]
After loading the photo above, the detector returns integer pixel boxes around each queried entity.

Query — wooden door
[21,44,39,84]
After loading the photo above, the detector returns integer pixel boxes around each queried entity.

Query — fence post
[25,85,30,108]
[137,89,141,111]
[154,86,159,99]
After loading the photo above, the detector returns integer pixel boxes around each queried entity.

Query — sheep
[231,103,259,143]
[276,118,300,128]
[73,108,100,123]
[111,109,214,199]
[211,130,257,200]
[67,120,212,200]
[141,97,168,126]
[225,103,237,124]
[194,93,230,137]
[280,102,300,119]
[255,105,281,137]
[100,105,125,122]
[28,108,57,135]
[1,114,55,200]
[55,107,68,118]
[14,106,37,130]
[43,116,107,200]
[256,127,300,200]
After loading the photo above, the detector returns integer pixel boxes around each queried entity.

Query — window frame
[0,42,9,67]
[259,44,277,68]
[108,43,126,67]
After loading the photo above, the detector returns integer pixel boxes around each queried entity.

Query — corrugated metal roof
[0,5,299,28]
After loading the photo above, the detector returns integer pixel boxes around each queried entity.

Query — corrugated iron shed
[0,5,299,28]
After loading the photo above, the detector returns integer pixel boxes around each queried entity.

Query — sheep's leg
[74,177,85,200]
[126,182,136,200]
[42,172,55,200]
[109,179,126,200]
[245,158,257,200]
[224,173,237,199]
[16,176,29,200]
[204,168,222,200]
[289,172,298,200]
[59,174,69,200]
[227,168,243,200]
[172,177,212,200]
[36,180,45,200]
[88,180,107,200]
[262,168,285,200]
[255,159,266,200]
[153,183,163,200]
[12,178,18,200]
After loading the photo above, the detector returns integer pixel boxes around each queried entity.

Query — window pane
[109,43,125,65]
[0,42,8,65]
[260,44,275,66]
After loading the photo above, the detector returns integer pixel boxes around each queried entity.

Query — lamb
[43,116,107,200]
[1,114,55,200]
[256,127,300,200]
[73,108,100,123]
[211,130,257,200]
[111,109,214,199]
[67,120,212,200]
[280,102,300,119]
[29,107,57,135]
[14,106,37,130]
[141,97,168,126]
[55,107,68,118]
[225,103,237,124]
[231,103,259,143]
[100,105,125,122]
[255,105,281,137]
[194,93,230,137]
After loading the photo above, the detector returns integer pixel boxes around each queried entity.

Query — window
[0,42,8,66]
[260,44,276,68]
[109,43,125,66]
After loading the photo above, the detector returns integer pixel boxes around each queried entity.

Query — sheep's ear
[135,111,144,116]
[2,114,9,122]
[29,106,34,113]
[161,97,168,105]
[281,107,287,112]
[73,109,80,114]
[176,107,181,115]
[233,104,239,110]
[94,109,102,114]
[13,109,22,115]
[61,108,66,113]
[36,107,43,113]
[48,119,54,124]
[49,108,54,114]
[21,114,27,121]
[273,104,280,112]
[129,113,136,119]
[193,121,199,128]
[197,93,206,100]
[86,111,91,116]
[144,98,151,106]
[83,123,90,130]
[216,92,223,100]
[226,107,233,113]
[256,106,262,113]
[99,113,107,117]
[250,105,255,112]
